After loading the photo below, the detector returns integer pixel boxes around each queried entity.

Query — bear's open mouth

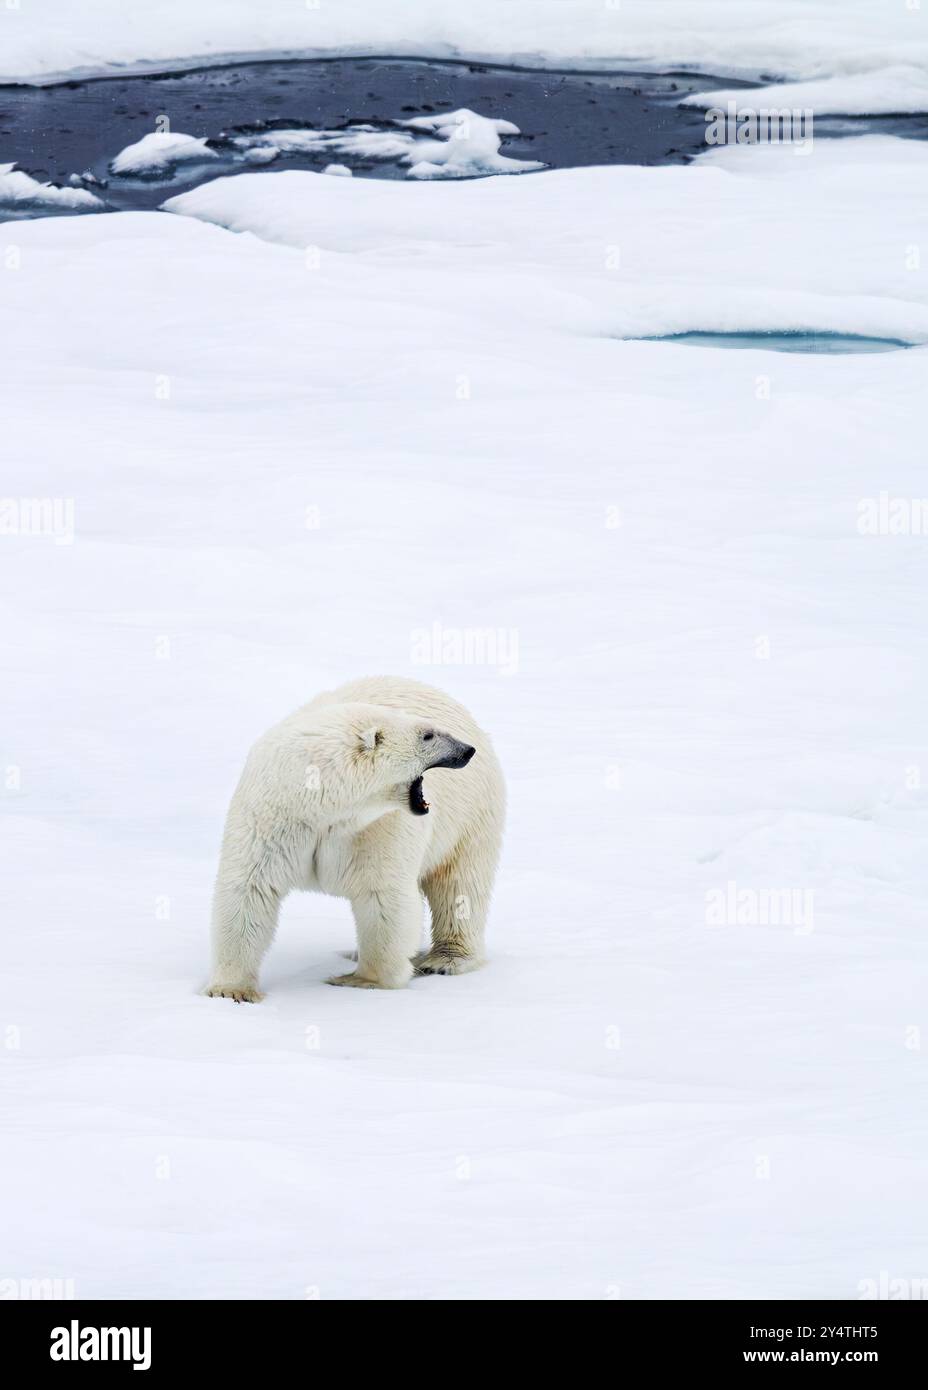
[409,776,430,815]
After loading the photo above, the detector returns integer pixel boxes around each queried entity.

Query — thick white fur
[207,676,505,999]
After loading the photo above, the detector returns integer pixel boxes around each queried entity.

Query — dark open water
[1,56,925,216]
[0,57,756,212]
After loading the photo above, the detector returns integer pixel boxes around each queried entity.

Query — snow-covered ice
[0,163,105,217]
[109,132,219,179]
[2,125,927,1297]
[684,65,928,116]
[163,138,928,345]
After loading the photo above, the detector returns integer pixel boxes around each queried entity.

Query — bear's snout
[426,733,476,771]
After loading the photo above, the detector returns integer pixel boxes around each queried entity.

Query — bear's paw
[413,950,485,977]
[204,984,264,1003]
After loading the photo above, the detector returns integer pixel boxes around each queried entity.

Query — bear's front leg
[207,834,288,1003]
[328,886,423,990]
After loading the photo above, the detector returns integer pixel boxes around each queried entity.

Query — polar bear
[206,676,505,1000]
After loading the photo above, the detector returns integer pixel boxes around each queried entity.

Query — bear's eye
[423,731,434,742]
[374,731,384,747]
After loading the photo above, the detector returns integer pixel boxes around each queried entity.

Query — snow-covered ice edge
[2,0,927,114]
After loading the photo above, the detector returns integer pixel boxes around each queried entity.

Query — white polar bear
[206,676,505,1000]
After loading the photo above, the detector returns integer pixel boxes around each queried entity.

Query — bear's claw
[205,985,264,1003]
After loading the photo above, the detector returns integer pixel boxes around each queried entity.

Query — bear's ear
[360,727,383,752]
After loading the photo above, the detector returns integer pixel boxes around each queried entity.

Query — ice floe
[231,126,417,164]
[231,108,542,179]
[109,131,219,179]
[401,109,543,179]
[0,162,105,217]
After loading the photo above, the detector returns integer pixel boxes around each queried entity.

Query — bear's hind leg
[417,833,497,976]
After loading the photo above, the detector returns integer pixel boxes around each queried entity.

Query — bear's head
[295,701,475,822]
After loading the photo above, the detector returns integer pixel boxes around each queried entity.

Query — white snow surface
[2,0,927,101]
[2,136,928,1299]
[0,163,104,216]
[109,131,219,178]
